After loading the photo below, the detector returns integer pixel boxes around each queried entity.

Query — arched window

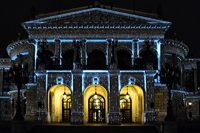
[117,50,132,70]
[139,50,158,70]
[62,95,72,122]
[62,50,74,70]
[88,94,105,122]
[120,95,132,122]
[87,50,106,70]
[37,50,54,70]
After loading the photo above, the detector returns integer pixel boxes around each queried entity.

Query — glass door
[89,94,105,122]
[120,95,132,122]
[62,95,71,122]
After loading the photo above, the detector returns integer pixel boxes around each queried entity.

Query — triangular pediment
[23,7,171,29]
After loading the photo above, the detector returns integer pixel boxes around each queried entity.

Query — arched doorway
[84,85,108,124]
[88,94,105,122]
[120,85,144,123]
[120,95,132,122]
[47,85,71,123]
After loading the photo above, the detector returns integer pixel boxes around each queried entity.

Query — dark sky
[1,0,200,58]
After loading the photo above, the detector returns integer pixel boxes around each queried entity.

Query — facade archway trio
[47,84,144,124]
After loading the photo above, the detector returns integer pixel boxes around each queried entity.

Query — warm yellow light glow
[126,93,130,99]
[63,92,67,99]
[84,85,108,124]
[47,85,71,123]
[94,94,98,99]
[189,101,192,106]
[120,85,144,124]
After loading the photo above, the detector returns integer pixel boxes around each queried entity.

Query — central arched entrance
[84,85,108,124]
[120,85,144,123]
[88,94,105,122]
[47,84,71,123]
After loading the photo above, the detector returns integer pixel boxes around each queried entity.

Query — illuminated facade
[0,5,200,124]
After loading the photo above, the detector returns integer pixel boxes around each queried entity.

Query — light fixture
[94,85,98,99]
[189,101,192,106]
[126,86,129,99]
[63,86,67,99]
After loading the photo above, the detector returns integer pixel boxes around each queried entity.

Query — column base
[108,112,121,125]
[70,112,83,124]
[73,62,82,70]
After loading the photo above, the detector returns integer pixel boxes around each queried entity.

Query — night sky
[0,0,200,58]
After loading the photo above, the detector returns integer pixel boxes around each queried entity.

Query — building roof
[21,6,171,39]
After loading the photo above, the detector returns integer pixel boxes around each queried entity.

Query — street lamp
[160,63,180,121]
[8,62,29,121]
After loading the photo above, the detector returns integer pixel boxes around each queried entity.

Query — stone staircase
[28,124,160,133]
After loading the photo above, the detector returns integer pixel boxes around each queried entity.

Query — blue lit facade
[0,6,200,124]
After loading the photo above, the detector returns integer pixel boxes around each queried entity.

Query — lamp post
[160,63,180,121]
[8,63,29,121]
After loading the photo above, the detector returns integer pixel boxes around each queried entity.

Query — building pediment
[23,8,170,29]
[22,7,171,39]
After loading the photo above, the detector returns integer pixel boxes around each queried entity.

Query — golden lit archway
[84,85,108,124]
[120,85,144,123]
[47,85,71,123]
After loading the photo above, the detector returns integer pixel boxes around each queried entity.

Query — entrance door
[120,95,132,122]
[89,94,105,122]
[62,95,71,122]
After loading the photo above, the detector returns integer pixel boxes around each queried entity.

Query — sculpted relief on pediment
[36,9,155,26]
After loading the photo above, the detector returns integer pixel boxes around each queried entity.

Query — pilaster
[133,39,138,59]
[54,39,61,65]
[108,70,121,125]
[71,70,83,124]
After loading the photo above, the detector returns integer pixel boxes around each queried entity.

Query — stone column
[54,39,61,66]
[133,39,138,58]
[70,70,83,124]
[108,70,121,125]
[133,39,138,64]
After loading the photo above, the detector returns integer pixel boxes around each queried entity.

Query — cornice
[159,39,189,56]
[6,39,35,56]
